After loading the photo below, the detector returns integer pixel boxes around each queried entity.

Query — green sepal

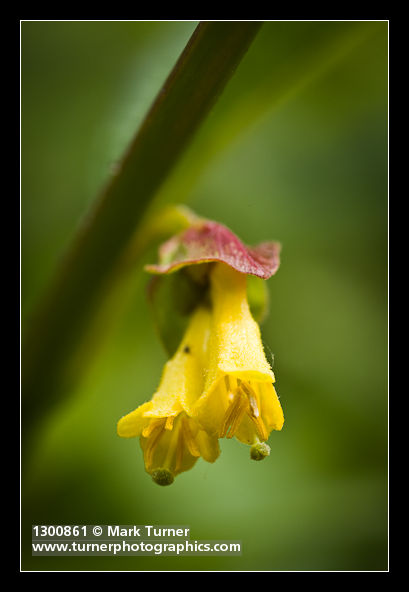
[247,274,269,324]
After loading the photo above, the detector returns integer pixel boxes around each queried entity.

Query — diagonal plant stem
[21,22,263,433]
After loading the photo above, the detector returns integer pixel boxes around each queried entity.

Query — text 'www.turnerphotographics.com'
[31,525,242,556]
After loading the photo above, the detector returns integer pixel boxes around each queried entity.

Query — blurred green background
[21,20,388,571]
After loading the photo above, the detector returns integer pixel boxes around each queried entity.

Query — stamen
[162,415,182,471]
[219,393,241,438]
[165,415,175,431]
[142,418,165,438]
[182,418,201,457]
[240,382,269,439]
[240,382,260,418]
[174,427,185,474]
[226,397,247,439]
[144,422,165,471]
[250,415,269,441]
[219,378,271,441]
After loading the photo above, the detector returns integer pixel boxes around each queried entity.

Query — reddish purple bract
[145,220,281,279]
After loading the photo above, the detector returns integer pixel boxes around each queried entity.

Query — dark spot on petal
[183,345,191,354]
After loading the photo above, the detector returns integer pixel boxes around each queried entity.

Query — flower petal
[195,429,221,463]
[192,263,284,444]
[204,263,275,390]
[117,401,153,438]
[257,382,285,431]
[144,306,211,419]
[191,382,229,436]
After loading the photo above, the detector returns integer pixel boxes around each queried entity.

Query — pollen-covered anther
[151,468,174,486]
[250,441,271,461]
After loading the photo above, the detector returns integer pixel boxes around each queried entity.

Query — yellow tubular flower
[117,306,220,485]
[191,263,284,458]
